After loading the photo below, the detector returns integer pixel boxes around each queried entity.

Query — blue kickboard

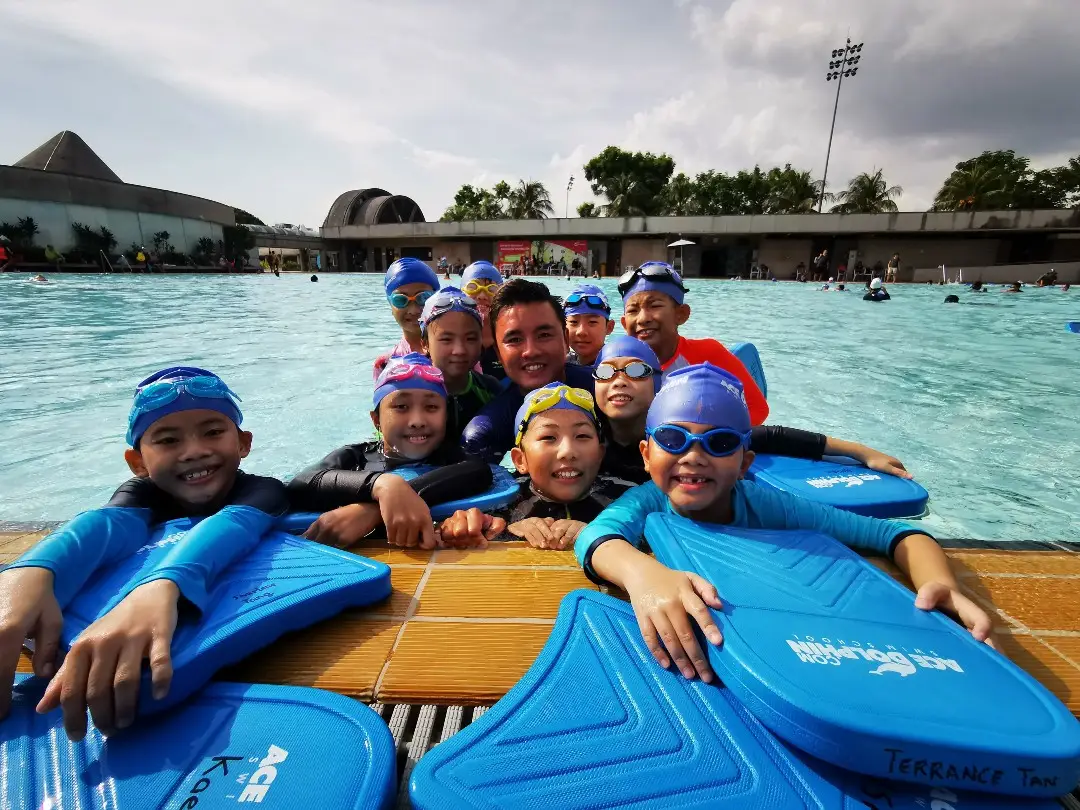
[277,463,521,534]
[3,675,395,809]
[748,454,930,518]
[410,590,1059,809]
[1067,321,1080,333]
[730,341,768,400]
[644,514,1080,797]
[61,519,391,714]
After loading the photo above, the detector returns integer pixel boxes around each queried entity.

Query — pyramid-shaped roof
[14,131,121,183]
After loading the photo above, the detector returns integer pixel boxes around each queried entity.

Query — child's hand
[914,581,997,650]
[37,579,179,740]
[372,475,437,549]
[508,517,560,549]
[304,503,381,547]
[861,450,912,479]
[548,519,586,550]
[0,567,63,719]
[437,509,506,549]
[623,556,724,682]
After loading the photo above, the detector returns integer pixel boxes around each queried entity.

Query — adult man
[461,278,594,463]
[886,252,900,283]
[813,249,829,281]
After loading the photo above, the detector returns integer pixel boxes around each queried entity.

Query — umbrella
[667,239,695,273]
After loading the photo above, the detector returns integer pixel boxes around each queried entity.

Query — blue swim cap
[513,382,599,445]
[384,258,440,297]
[646,363,750,434]
[597,336,663,392]
[564,284,611,318]
[127,366,243,447]
[621,262,687,306]
[373,353,447,409]
[418,287,483,332]
[461,261,504,287]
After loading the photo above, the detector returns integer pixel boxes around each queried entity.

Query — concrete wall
[757,239,814,275]
[0,197,223,252]
[910,261,1080,284]
[856,238,1000,277]
[621,239,667,272]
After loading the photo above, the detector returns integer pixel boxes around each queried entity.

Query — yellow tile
[995,632,1080,714]
[226,618,400,701]
[964,577,1080,632]
[436,542,579,567]
[948,550,1080,577]
[374,568,423,617]
[0,534,44,556]
[347,542,434,566]
[416,569,596,619]
[17,651,33,674]
[377,621,551,705]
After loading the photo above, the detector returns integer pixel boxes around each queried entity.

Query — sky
[4,0,1079,226]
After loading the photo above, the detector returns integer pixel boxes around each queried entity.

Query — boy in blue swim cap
[577,363,995,683]
[564,283,614,367]
[373,258,440,379]
[0,366,288,739]
[290,353,492,549]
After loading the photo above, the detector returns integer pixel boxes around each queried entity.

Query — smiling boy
[564,283,615,367]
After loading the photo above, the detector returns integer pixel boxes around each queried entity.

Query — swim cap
[418,287,483,332]
[944,294,960,303]
[597,335,663,392]
[828,277,835,283]
[461,261,504,287]
[645,363,750,434]
[870,278,883,290]
[384,258,439,297]
[621,262,687,306]
[373,353,447,408]
[127,366,243,447]
[564,284,611,318]
[513,382,600,445]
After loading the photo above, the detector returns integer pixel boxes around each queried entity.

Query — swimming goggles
[617,263,689,297]
[593,361,655,382]
[378,361,445,387]
[388,289,435,309]
[565,292,610,312]
[515,385,599,445]
[645,423,749,457]
[132,375,242,413]
[463,280,500,297]
[419,290,480,330]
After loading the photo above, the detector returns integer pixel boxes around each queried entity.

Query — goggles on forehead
[565,292,610,312]
[377,361,445,387]
[617,264,688,298]
[420,291,480,330]
[515,385,599,445]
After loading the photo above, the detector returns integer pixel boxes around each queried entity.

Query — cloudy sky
[4,0,1078,226]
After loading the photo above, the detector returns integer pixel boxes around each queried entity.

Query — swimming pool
[1,273,1077,541]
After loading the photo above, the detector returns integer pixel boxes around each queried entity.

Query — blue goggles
[127,376,243,444]
[645,423,750,457]
[388,289,435,309]
[565,292,610,312]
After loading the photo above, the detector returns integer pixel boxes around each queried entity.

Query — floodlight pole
[818,38,864,212]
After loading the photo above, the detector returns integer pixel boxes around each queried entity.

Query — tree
[577,202,599,218]
[583,146,675,217]
[831,169,903,213]
[506,180,554,219]
[766,165,826,214]
[0,216,39,250]
[660,172,696,216]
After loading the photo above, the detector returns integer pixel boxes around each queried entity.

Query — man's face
[372,390,447,461]
[389,282,434,337]
[510,408,602,503]
[621,292,689,357]
[566,313,614,366]
[125,409,250,510]
[495,302,567,391]
[593,357,655,424]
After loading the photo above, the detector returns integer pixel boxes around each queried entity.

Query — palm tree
[507,180,554,219]
[660,172,696,216]
[932,164,1009,211]
[602,175,646,217]
[577,202,600,218]
[767,166,826,214]
[831,169,903,213]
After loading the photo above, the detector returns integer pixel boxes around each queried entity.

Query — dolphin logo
[844,478,864,488]
[869,660,916,677]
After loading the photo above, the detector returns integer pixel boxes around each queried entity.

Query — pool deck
[4,531,1077,714]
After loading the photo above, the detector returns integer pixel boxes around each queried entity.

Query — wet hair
[971,280,984,291]
[944,294,960,303]
[490,278,565,331]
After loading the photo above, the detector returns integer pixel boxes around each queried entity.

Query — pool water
[1,273,1077,540]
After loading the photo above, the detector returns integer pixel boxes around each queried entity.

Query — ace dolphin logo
[787,637,963,677]
[869,657,916,677]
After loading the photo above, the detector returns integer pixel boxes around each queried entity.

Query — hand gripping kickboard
[61,518,391,714]
[747,454,929,518]
[276,463,521,534]
[644,513,1080,797]
[409,591,1060,809]
[3,675,395,809]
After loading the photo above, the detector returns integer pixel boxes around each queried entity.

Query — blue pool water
[1,273,1077,540]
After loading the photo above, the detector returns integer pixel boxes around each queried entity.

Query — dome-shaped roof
[323,188,425,227]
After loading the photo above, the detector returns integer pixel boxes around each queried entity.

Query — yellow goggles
[514,385,599,445]
[463,280,500,297]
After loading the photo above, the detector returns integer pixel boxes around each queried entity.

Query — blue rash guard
[5,472,287,612]
[461,362,596,463]
[575,479,929,585]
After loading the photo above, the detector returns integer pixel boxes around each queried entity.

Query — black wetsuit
[863,290,891,301]
[107,470,289,522]
[491,477,628,528]
[479,345,506,381]
[446,371,503,445]
[287,441,491,513]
